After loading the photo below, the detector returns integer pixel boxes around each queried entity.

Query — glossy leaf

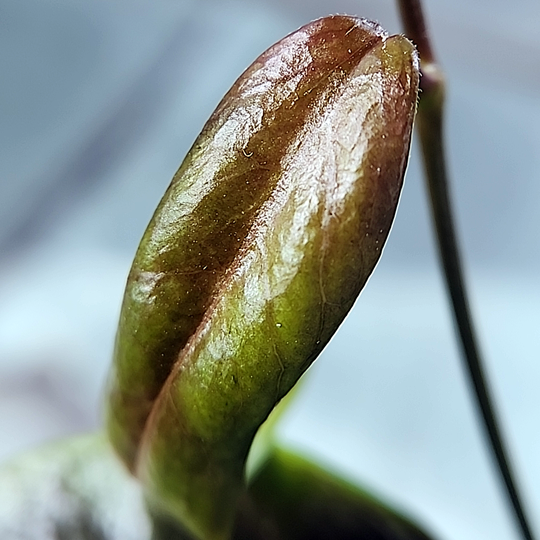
[106,15,419,540]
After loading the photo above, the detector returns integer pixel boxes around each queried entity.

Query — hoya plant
[0,1,535,540]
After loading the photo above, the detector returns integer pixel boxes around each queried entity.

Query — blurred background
[0,0,539,538]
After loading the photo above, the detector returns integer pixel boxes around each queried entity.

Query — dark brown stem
[397,1,536,539]
[397,0,434,63]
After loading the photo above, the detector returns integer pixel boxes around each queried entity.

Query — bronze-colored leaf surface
[106,15,419,540]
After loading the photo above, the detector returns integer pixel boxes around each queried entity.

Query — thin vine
[397,1,536,539]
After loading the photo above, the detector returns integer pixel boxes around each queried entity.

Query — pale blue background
[1,1,539,539]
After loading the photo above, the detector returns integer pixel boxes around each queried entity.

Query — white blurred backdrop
[0,1,539,539]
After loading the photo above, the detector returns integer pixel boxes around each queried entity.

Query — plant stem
[396,1,536,539]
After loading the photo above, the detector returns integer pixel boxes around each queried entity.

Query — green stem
[397,1,536,539]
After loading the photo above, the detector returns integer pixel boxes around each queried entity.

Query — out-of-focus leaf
[236,447,435,540]
[0,434,151,540]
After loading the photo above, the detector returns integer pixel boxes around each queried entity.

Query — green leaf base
[0,434,435,540]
